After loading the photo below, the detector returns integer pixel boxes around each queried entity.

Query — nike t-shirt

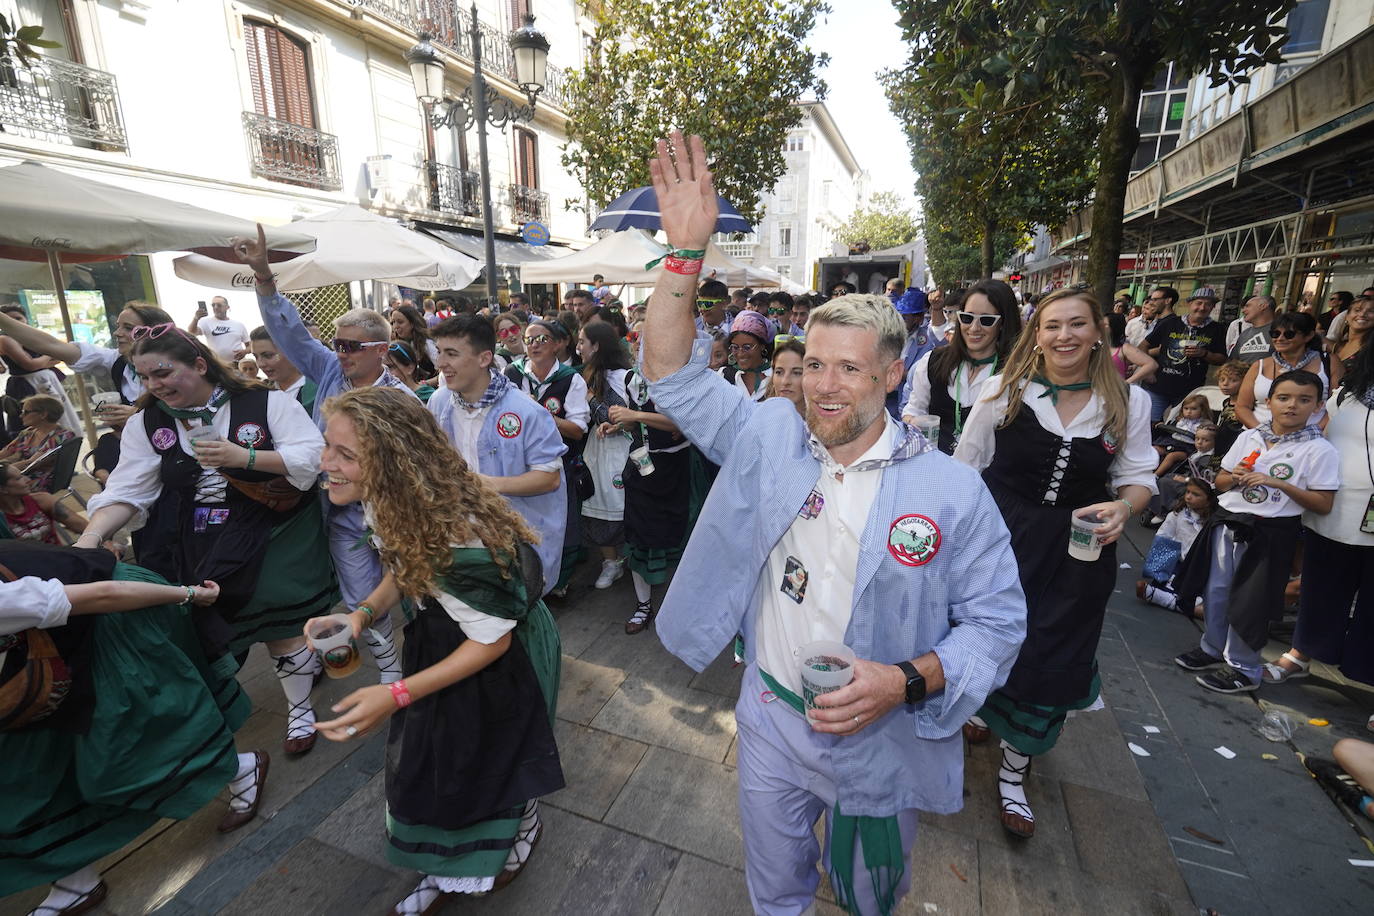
[199,318,249,359]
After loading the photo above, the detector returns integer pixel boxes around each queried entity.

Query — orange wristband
[388,680,413,708]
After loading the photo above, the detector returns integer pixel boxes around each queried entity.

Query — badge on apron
[543,396,562,415]
[496,412,522,438]
[797,489,824,520]
[151,426,177,451]
[781,556,808,604]
[887,514,941,567]
[234,422,265,447]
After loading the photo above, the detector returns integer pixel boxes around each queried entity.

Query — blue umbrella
[589,185,753,234]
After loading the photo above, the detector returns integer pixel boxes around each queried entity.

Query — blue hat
[894,288,928,315]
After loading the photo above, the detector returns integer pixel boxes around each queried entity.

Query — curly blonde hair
[321,387,539,597]
[990,286,1130,445]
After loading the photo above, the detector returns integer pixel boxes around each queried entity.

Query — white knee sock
[1143,584,1179,611]
[228,752,260,812]
[504,800,541,872]
[362,607,402,685]
[631,570,651,604]
[998,741,1034,821]
[272,644,319,740]
[34,865,101,912]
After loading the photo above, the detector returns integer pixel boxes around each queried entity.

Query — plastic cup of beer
[1068,511,1105,562]
[306,613,362,679]
[186,422,221,467]
[798,639,857,721]
[911,414,941,445]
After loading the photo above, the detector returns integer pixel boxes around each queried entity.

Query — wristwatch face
[899,662,925,704]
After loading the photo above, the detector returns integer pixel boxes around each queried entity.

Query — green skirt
[978,667,1102,757]
[225,499,339,660]
[0,563,250,895]
[386,804,524,878]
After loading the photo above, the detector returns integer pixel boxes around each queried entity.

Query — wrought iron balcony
[242,112,342,191]
[350,1,570,108]
[0,54,127,150]
[508,183,549,225]
[427,159,482,217]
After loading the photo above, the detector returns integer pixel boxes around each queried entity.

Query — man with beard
[637,132,1026,916]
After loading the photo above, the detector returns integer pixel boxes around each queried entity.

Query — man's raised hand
[648,131,718,252]
[230,223,272,277]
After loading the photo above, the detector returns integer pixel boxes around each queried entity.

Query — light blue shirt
[429,386,568,591]
[647,337,1027,816]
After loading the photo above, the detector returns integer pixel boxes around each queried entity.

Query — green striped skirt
[0,563,250,894]
[386,804,524,878]
[977,668,1102,757]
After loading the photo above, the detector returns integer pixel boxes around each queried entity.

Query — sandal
[997,752,1035,839]
[962,719,991,744]
[625,600,654,635]
[217,751,269,833]
[30,880,108,916]
[1261,651,1310,684]
[494,802,542,892]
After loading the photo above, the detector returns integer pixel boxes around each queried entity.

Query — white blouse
[0,576,71,637]
[954,380,1159,499]
[901,351,998,419]
[87,389,324,525]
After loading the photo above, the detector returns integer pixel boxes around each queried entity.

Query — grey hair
[1249,294,1277,311]
[334,308,390,341]
[807,293,906,363]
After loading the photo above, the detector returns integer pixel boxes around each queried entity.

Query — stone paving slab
[556,655,628,726]
[652,854,754,916]
[216,836,413,916]
[545,720,649,821]
[590,674,737,762]
[603,745,744,868]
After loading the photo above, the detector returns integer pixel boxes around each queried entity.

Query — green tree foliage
[922,219,1018,290]
[560,0,830,224]
[833,191,919,253]
[884,62,1098,281]
[891,0,1296,297]
[0,14,61,64]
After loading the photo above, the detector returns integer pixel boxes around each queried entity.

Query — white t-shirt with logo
[199,318,249,359]
[1218,427,1339,518]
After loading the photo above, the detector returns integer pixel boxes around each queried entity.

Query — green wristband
[1118,497,1135,516]
[246,446,256,470]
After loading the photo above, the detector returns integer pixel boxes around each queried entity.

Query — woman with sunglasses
[902,279,1022,453]
[719,312,773,402]
[388,304,438,380]
[955,286,1155,840]
[385,340,437,404]
[1235,311,1329,430]
[75,324,339,761]
[0,395,77,493]
[495,312,527,363]
[506,319,590,596]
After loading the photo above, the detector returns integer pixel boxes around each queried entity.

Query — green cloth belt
[757,668,905,915]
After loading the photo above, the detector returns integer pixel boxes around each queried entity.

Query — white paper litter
[1128,742,1151,757]
[1120,563,1132,568]
[1143,725,1161,734]
[1214,746,1236,759]
[1349,859,1374,867]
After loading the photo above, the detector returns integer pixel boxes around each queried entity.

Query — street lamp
[406,6,550,309]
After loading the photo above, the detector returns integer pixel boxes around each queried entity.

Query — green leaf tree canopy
[891,0,1297,297]
[833,191,919,253]
[0,15,62,65]
[561,0,831,224]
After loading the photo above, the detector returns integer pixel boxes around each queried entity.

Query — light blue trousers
[734,666,919,916]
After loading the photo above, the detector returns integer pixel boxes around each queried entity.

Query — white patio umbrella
[520,230,782,288]
[172,205,482,292]
[0,159,317,441]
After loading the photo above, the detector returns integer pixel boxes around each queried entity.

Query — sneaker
[595,559,625,590]
[1174,647,1224,671]
[1195,665,1259,694]
[549,585,568,599]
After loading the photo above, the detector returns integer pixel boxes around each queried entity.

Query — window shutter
[244,19,315,127]
[517,129,538,188]
[509,0,531,28]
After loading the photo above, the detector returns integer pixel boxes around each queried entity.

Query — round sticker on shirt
[1102,429,1119,455]
[150,426,177,451]
[496,412,522,439]
[612,474,624,490]
[543,396,562,415]
[1269,462,1294,481]
[887,514,941,567]
[1242,485,1269,504]
[234,422,266,447]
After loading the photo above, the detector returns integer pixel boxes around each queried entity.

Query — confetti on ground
[1349,859,1374,867]
[1184,826,1224,845]
[949,863,967,882]
[1120,563,1132,568]
[1143,725,1161,734]
[1128,742,1151,757]
[1261,753,1278,760]
[1214,746,1236,759]
[1309,718,1329,726]
[922,904,939,913]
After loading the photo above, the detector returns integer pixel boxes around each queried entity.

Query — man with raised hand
[234,224,413,691]
[638,132,1026,916]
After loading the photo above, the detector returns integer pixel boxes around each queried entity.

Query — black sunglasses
[1268,327,1302,339]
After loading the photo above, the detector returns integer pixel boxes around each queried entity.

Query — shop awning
[419,226,566,267]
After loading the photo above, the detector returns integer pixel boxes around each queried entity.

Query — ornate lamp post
[407,5,550,308]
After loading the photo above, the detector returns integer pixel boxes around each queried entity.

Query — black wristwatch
[895,661,926,705]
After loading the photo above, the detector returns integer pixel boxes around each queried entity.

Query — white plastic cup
[798,639,857,720]
[186,422,221,468]
[629,444,655,476]
[306,614,361,679]
[911,414,941,445]
[1068,511,1105,562]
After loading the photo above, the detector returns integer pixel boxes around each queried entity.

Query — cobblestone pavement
[5,527,1370,915]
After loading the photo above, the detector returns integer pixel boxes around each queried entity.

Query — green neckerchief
[757,667,906,915]
[1032,375,1092,405]
[514,357,578,395]
[155,385,231,423]
[296,378,319,416]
